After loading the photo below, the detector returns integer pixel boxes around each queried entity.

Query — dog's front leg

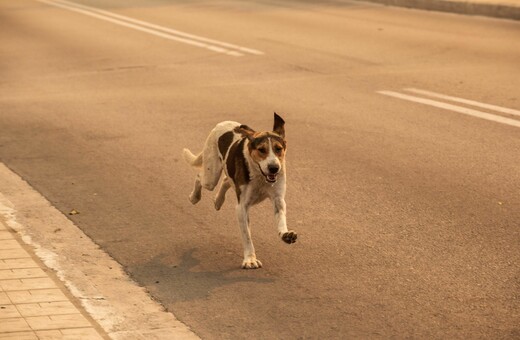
[274,197,297,244]
[236,204,262,269]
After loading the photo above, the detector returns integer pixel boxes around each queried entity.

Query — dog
[182,113,297,269]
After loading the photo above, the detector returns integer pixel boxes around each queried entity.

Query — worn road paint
[38,0,263,57]
[378,90,520,129]
[404,88,520,118]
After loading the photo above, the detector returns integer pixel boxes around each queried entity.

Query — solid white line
[54,0,264,56]
[37,0,256,57]
[378,91,520,129]
[404,88,520,118]
[53,0,264,56]
[38,0,236,55]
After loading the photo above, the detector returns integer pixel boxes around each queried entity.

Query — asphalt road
[1,0,519,338]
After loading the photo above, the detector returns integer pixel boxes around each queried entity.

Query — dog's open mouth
[266,174,277,183]
[258,165,278,183]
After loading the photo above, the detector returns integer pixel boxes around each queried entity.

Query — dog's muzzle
[259,165,279,183]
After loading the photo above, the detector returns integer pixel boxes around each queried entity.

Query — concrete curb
[359,0,520,20]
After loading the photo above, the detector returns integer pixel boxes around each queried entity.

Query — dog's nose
[268,164,279,174]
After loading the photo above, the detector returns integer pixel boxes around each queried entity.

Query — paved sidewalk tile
[0,268,46,280]
[0,248,30,260]
[36,328,103,340]
[0,293,10,304]
[26,313,92,330]
[0,231,14,240]
[0,331,38,340]
[17,301,78,317]
[0,259,37,270]
[7,289,68,304]
[0,317,31,332]
[0,332,39,340]
[0,304,21,319]
[0,240,20,250]
[0,220,106,339]
[0,277,56,291]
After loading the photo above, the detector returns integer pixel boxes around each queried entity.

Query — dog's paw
[281,231,297,244]
[241,257,262,269]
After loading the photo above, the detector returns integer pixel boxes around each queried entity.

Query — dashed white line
[378,90,520,129]
[404,88,520,118]
[37,0,263,57]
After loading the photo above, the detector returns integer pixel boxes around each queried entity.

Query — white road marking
[404,88,520,118]
[378,90,520,129]
[37,0,263,57]
[54,0,264,56]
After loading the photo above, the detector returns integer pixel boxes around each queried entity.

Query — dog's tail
[182,148,203,167]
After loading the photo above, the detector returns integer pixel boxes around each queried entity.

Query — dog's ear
[234,124,255,141]
[273,112,285,138]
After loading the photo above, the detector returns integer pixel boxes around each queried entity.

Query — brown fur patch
[249,136,270,163]
[226,138,250,201]
[218,131,234,159]
[234,125,255,139]
[271,139,286,160]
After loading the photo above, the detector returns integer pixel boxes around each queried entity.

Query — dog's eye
[257,147,267,154]
[274,146,283,153]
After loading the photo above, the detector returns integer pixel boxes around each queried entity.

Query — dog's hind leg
[198,130,223,191]
[214,176,231,211]
[189,173,203,204]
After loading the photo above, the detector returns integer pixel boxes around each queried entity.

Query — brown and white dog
[182,113,297,269]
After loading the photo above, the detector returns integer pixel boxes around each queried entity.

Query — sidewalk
[359,0,520,20]
[0,220,106,339]
[0,163,199,340]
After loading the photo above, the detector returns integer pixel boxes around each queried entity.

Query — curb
[359,0,520,20]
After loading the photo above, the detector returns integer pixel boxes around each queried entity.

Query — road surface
[1,0,519,338]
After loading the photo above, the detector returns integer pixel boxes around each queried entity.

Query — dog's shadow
[130,248,274,303]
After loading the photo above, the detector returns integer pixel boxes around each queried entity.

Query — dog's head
[235,113,287,184]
